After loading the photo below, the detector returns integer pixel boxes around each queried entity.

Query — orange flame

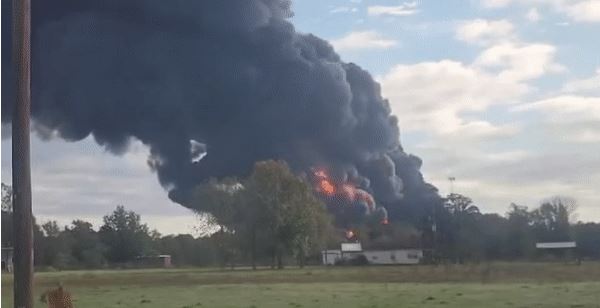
[312,168,389,225]
[312,169,377,210]
[314,169,335,196]
[320,179,335,195]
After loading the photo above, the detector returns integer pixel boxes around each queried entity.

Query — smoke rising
[2,0,440,223]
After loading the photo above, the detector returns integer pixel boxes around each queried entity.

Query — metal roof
[535,242,576,249]
[341,243,362,252]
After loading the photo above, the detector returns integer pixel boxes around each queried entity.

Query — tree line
[1,161,333,269]
[1,161,599,270]
[429,194,599,263]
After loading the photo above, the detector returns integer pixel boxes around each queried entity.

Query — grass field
[2,263,600,307]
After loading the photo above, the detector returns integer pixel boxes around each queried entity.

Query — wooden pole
[11,0,34,307]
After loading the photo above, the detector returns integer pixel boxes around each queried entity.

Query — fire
[314,169,336,195]
[313,169,363,203]
[312,167,390,224]
[320,179,335,195]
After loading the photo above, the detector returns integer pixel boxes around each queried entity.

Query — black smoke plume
[2,0,441,224]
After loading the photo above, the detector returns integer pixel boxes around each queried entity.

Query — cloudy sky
[2,0,599,234]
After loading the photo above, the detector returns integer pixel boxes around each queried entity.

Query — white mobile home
[321,244,423,265]
[362,249,423,265]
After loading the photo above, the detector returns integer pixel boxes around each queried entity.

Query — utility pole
[430,204,437,265]
[448,176,456,195]
[12,0,34,307]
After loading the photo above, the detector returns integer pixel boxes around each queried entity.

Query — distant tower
[448,176,456,195]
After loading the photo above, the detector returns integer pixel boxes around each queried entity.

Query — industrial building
[322,243,423,265]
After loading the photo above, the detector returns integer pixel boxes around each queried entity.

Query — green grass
[2,263,600,307]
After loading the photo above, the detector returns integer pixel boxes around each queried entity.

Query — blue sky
[2,0,599,234]
[292,0,600,223]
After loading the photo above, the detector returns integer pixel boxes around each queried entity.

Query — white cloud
[367,2,418,17]
[481,0,561,9]
[561,68,600,95]
[366,3,598,222]
[481,0,514,8]
[379,60,526,137]
[451,121,521,140]
[455,19,564,81]
[456,19,515,45]
[526,8,542,22]
[377,24,598,219]
[485,150,533,163]
[1,136,199,235]
[566,0,600,22]
[331,31,398,51]
[515,95,600,121]
[475,42,564,81]
[330,6,358,14]
[514,95,600,143]
[413,138,600,220]
[480,0,600,23]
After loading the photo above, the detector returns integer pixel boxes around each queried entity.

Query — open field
[2,263,600,307]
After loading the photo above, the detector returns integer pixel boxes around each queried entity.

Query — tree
[1,183,13,248]
[66,220,106,268]
[245,160,330,269]
[530,196,577,242]
[278,172,331,268]
[99,205,152,263]
[506,203,535,259]
[444,193,482,263]
[42,221,61,237]
[190,160,332,269]
[192,178,243,268]
[38,221,73,268]
[153,234,217,266]
[445,193,480,216]
[573,222,600,259]
[193,178,242,228]
[2,183,51,267]
[32,219,46,266]
[1,183,12,212]
[477,213,509,260]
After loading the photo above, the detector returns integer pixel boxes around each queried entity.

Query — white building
[321,243,423,265]
[322,250,342,265]
[362,249,423,265]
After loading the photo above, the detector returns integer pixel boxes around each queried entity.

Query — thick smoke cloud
[2,0,440,222]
